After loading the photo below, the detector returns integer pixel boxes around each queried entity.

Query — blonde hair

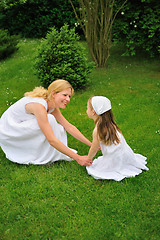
[24,79,74,100]
[88,97,121,145]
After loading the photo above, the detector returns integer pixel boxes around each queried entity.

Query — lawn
[0,39,159,240]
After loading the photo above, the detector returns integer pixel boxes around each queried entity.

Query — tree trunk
[69,0,127,68]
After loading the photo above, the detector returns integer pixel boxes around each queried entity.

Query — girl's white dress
[0,97,76,165]
[86,131,149,181]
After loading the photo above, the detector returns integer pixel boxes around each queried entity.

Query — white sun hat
[91,96,111,115]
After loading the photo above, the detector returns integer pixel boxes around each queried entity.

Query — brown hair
[88,97,121,145]
[24,79,74,100]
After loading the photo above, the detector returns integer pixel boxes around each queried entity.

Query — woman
[0,79,92,166]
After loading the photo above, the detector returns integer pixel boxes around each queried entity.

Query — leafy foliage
[34,24,93,89]
[0,0,78,38]
[0,0,27,9]
[0,29,19,59]
[112,0,160,57]
[0,0,159,58]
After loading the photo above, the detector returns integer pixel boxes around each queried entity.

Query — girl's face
[86,101,94,119]
[52,88,71,109]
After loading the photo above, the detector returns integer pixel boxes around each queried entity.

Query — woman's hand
[76,155,93,166]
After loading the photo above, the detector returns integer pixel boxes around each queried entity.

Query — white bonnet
[91,96,111,115]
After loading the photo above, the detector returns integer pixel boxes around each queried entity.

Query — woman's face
[53,88,72,109]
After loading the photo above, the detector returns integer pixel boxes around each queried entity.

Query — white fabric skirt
[0,114,76,165]
[86,133,149,181]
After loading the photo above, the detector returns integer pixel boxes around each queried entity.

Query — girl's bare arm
[88,127,100,160]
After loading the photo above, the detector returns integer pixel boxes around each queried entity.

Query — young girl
[86,96,149,181]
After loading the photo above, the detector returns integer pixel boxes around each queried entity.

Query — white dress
[86,131,149,181]
[0,97,76,165]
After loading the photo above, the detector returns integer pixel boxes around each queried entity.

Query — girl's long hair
[89,97,122,145]
[24,79,74,100]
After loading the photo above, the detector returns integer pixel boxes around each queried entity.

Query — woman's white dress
[86,131,149,181]
[0,97,76,165]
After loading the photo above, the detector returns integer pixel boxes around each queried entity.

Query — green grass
[0,39,159,240]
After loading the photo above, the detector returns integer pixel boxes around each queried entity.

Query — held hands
[77,155,93,166]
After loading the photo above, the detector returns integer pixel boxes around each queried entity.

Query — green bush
[112,0,160,57]
[0,29,19,59]
[34,24,93,90]
[0,0,79,38]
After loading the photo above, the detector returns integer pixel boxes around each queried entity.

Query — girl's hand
[76,155,93,166]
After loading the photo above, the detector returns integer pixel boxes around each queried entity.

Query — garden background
[0,0,159,239]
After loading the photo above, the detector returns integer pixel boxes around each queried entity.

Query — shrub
[0,29,19,59]
[34,24,93,90]
[112,0,160,57]
[0,0,79,38]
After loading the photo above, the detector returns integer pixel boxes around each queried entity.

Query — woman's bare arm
[25,103,92,166]
[52,108,92,147]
